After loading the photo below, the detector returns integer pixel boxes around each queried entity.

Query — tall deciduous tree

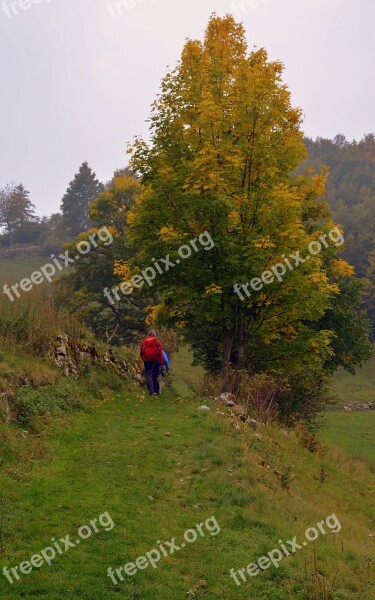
[127,15,367,389]
[61,162,104,237]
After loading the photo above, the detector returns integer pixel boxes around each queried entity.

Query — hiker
[140,330,165,396]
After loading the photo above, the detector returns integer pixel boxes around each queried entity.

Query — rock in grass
[214,392,237,406]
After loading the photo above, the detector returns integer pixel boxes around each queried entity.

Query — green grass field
[321,411,375,465]
[0,257,47,284]
[171,346,205,398]
[1,351,375,599]
[331,354,375,405]
[0,257,71,297]
[320,353,375,465]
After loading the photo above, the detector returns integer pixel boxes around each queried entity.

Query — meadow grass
[331,354,375,405]
[0,257,48,285]
[170,346,205,398]
[0,310,374,599]
[321,411,375,465]
[320,353,375,464]
[0,365,374,599]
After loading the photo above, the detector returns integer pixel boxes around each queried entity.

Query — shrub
[12,379,88,426]
[235,366,335,429]
[238,373,282,425]
[42,235,64,255]
[186,372,222,398]
[294,422,320,453]
[278,368,336,430]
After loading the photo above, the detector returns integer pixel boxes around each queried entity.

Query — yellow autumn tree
[128,15,365,389]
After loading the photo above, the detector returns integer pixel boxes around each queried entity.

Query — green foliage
[182,320,222,373]
[312,278,372,374]
[42,234,64,255]
[0,183,37,242]
[278,368,336,430]
[299,135,375,278]
[0,212,65,249]
[60,171,151,345]
[60,162,104,237]
[364,249,375,333]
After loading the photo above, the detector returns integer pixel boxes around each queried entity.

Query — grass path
[1,387,255,600]
[1,360,375,598]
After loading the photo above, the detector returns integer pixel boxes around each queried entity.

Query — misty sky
[0,0,374,216]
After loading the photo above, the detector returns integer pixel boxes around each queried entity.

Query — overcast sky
[0,0,373,216]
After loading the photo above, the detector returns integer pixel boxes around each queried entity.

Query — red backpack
[141,337,160,362]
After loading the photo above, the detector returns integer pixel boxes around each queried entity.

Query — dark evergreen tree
[0,183,37,241]
[58,171,149,345]
[60,162,104,237]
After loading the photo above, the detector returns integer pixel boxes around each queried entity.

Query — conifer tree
[61,162,104,237]
[0,183,37,241]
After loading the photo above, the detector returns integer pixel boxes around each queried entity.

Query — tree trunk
[221,328,234,393]
[234,318,245,395]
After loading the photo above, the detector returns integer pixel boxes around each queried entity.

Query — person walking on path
[140,330,165,396]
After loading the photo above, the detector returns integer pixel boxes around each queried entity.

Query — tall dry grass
[0,286,63,355]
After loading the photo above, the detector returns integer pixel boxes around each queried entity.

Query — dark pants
[144,361,160,395]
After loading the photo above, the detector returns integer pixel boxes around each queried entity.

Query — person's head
[148,330,156,338]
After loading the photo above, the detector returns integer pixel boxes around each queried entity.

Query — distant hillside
[299,135,375,278]
[0,244,43,259]
[0,256,47,285]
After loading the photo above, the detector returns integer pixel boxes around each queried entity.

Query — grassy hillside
[0,257,70,301]
[0,257,47,284]
[0,350,374,599]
